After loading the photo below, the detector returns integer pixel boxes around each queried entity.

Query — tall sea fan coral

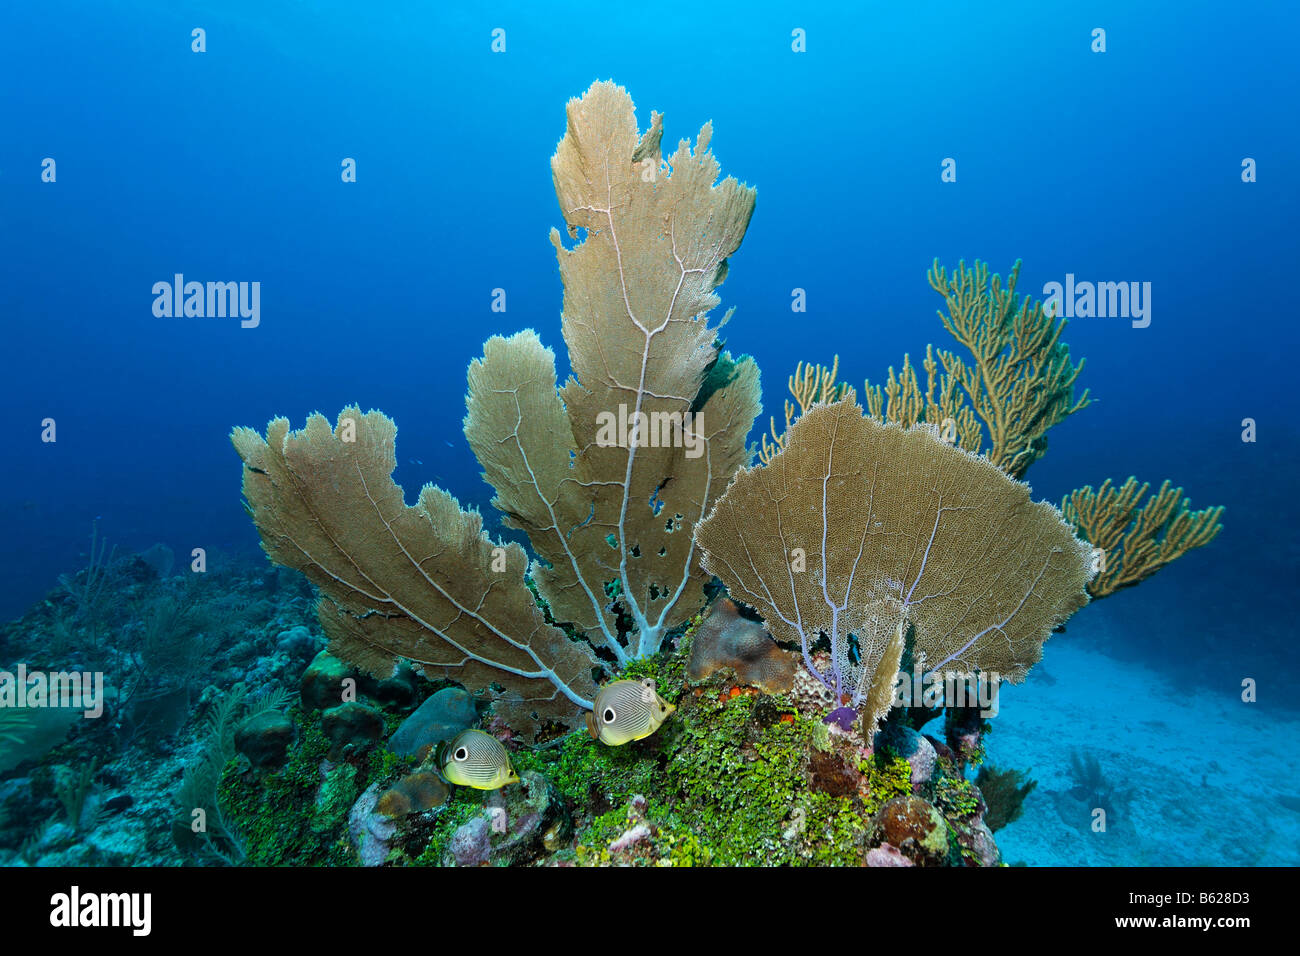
[232,81,759,737]
[695,399,1097,731]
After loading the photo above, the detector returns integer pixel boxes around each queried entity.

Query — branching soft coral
[0,707,30,747]
[861,343,984,454]
[763,344,985,464]
[1061,478,1224,597]
[772,260,1223,603]
[770,261,1089,473]
[913,259,1090,478]
[232,82,759,736]
[697,399,1096,731]
[759,357,850,465]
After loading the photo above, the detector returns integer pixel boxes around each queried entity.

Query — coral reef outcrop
[696,399,1097,730]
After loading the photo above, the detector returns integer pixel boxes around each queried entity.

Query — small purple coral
[825,706,857,731]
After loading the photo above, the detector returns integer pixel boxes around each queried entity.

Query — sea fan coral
[232,81,758,736]
[695,399,1097,730]
[466,81,758,661]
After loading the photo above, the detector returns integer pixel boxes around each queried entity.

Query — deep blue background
[2,2,1296,697]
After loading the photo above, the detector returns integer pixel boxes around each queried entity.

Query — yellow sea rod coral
[770,261,1090,479]
[759,357,851,465]
[1062,477,1224,597]
[922,259,1090,479]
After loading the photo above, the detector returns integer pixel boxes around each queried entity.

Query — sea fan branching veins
[696,400,1097,731]
[233,82,759,736]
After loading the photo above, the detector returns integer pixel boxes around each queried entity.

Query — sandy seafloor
[958,610,1300,867]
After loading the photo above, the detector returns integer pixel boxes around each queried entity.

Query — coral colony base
[0,81,1223,868]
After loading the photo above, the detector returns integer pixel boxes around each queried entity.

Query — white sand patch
[980,638,1300,866]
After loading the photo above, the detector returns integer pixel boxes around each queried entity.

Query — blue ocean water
[1,1,1297,868]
